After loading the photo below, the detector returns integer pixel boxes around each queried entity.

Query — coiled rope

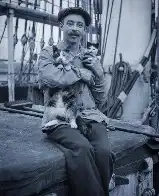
[104,54,131,118]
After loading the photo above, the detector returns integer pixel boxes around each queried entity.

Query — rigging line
[19,0,29,81]
[58,0,62,42]
[101,0,110,59]
[19,2,37,81]
[20,24,31,81]
[0,19,7,44]
[94,13,98,42]
[32,0,38,39]
[89,0,92,42]
[97,11,102,53]
[48,0,54,46]
[26,0,38,82]
[40,0,47,50]
[113,0,123,65]
[101,0,114,63]
[93,0,101,49]
[14,0,22,49]
[50,0,54,37]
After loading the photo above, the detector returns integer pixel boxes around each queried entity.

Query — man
[38,7,114,196]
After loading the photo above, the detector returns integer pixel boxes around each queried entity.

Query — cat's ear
[95,43,99,49]
[87,41,91,48]
[53,45,58,53]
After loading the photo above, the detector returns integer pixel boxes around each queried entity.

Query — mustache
[68,31,80,36]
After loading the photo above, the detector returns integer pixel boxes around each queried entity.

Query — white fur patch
[44,119,59,127]
[56,93,65,108]
[70,119,77,128]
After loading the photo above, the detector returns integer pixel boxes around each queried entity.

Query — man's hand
[82,52,104,79]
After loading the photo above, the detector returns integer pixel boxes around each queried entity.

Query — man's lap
[47,121,111,153]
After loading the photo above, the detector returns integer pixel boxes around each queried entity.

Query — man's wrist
[94,73,105,84]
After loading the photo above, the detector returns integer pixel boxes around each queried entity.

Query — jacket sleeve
[90,71,108,112]
[38,46,81,88]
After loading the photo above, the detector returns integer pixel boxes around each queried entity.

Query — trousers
[48,121,114,196]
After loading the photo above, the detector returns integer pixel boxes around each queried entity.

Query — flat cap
[58,7,91,26]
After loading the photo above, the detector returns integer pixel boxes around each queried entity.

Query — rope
[101,0,109,60]
[94,12,100,43]
[14,18,18,48]
[40,0,47,50]
[48,0,54,46]
[18,0,29,82]
[51,0,54,37]
[58,0,63,42]
[101,0,125,118]
[102,0,114,61]
[93,0,100,42]
[89,0,92,42]
[26,0,37,83]
[14,0,22,49]
[18,0,38,83]
[93,0,102,14]
[0,18,7,44]
[104,54,132,118]
[113,0,123,65]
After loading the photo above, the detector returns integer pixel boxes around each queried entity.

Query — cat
[42,87,78,133]
[87,41,101,59]
[41,45,78,132]
[53,45,72,71]
[42,43,101,133]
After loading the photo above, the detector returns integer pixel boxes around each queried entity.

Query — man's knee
[97,146,110,156]
[96,145,115,161]
[75,139,94,156]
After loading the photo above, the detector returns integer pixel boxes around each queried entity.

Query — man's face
[61,14,86,44]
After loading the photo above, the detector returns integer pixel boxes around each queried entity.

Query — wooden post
[7,9,15,101]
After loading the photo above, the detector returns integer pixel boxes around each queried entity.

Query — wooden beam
[0,1,58,26]
[0,1,98,34]
[7,9,15,102]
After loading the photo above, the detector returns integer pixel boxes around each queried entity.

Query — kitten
[42,87,77,132]
[87,42,99,55]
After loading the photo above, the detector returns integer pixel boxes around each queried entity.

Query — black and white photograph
[0,0,159,195]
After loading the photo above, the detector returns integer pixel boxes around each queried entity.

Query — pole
[7,9,15,101]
